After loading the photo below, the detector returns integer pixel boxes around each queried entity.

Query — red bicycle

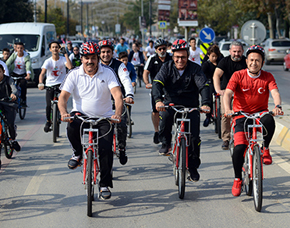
[229,111,282,212]
[212,93,221,138]
[64,114,116,217]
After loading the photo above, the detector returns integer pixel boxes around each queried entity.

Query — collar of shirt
[79,62,104,78]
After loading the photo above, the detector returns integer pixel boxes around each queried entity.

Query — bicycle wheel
[216,96,221,139]
[52,103,58,143]
[242,149,252,196]
[3,125,13,159]
[252,144,263,212]
[213,95,218,134]
[56,109,60,137]
[19,107,26,120]
[229,125,234,157]
[134,84,137,94]
[87,149,93,217]
[178,138,186,199]
[126,106,132,138]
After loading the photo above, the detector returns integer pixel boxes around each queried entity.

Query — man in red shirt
[223,45,283,197]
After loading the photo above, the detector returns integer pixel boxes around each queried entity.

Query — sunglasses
[157,47,166,51]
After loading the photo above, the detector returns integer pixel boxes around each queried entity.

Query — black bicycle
[11,77,26,120]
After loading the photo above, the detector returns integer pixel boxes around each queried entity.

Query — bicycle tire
[242,149,252,196]
[216,96,221,139]
[252,144,263,212]
[134,84,137,94]
[52,103,58,143]
[178,137,186,199]
[173,151,178,186]
[87,149,93,217]
[127,106,132,138]
[213,95,218,134]
[56,108,60,137]
[19,107,26,120]
[3,125,13,159]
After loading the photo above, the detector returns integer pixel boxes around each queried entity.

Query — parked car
[218,39,249,57]
[283,49,290,71]
[262,38,290,65]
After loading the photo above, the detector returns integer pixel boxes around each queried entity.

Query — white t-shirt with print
[13,56,26,75]
[42,56,67,86]
[188,47,203,65]
[145,46,155,57]
[131,52,140,65]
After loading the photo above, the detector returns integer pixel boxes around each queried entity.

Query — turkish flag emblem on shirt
[17,64,22,69]
[123,68,127,72]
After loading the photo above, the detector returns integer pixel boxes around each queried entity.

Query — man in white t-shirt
[38,41,73,132]
[58,42,123,200]
[0,60,9,76]
[145,40,155,61]
[188,37,204,65]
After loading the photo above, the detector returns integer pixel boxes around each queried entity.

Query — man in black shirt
[143,39,172,144]
[152,39,210,181]
[213,41,247,150]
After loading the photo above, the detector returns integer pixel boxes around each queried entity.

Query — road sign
[159,21,167,29]
[199,28,215,43]
[241,20,266,45]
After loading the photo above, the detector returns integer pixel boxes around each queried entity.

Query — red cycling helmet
[80,42,99,56]
[98,39,114,51]
[172,39,188,52]
[246,45,265,61]
[67,41,72,44]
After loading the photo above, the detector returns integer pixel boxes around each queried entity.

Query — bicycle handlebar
[63,115,119,123]
[11,77,24,80]
[160,104,200,113]
[226,111,283,118]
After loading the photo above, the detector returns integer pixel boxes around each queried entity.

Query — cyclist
[118,51,137,89]
[99,39,134,165]
[115,38,130,56]
[6,42,34,107]
[69,46,81,68]
[1,48,10,63]
[144,40,155,61]
[152,39,211,181]
[0,64,21,152]
[213,41,247,150]
[143,38,172,144]
[66,41,73,56]
[0,59,9,76]
[201,44,223,127]
[128,42,145,84]
[188,37,204,66]
[59,42,123,200]
[38,41,73,132]
[223,45,283,196]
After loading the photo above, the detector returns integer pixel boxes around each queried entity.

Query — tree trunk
[268,12,274,39]
[275,7,282,38]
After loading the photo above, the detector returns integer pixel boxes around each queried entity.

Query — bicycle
[64,114,116,217]
[212,93,221,138]
[164,104,202,199]
[134,64,143,88]
[45,85,61,143]
[229,111,282,212]
[0,99,18,166]
[11,77,26,120]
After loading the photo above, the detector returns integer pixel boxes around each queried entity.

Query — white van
[0,22,56,83]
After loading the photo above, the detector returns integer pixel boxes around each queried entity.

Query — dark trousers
[232,114,275,179]
[67,113,114,187]
[117,105,127,149]
[11,73,27,102]
[45,85,60,121]
[159,109,201,169]
[0,104,17,140]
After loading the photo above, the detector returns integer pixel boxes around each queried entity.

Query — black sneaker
[203,117,210,127]
[222,140,229,150]
[153,132,159,144]
[159,144,170,156]
[119,148,128,165]
[100,187,111,200]
[68,155,82,169]
[11,141,21,152]
[44,122,51,133]
[188,168,200,182]
[21,101,28,108]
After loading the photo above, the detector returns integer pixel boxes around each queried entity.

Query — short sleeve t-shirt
[145,46,155,57]
[217,55,247,90]
[145,53,172,81]
[226,69,278,113]
[131,52,140,65]
[115,43,129,56]
[188,47,203,65]
[13,56,26,75]
[42,56,67,86]
[60,63,120,118]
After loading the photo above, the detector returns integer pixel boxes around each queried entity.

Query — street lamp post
[67,0,70,39]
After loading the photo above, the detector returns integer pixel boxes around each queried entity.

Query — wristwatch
[275,105,282,110]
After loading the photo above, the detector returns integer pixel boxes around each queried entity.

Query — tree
[0,0,33,23]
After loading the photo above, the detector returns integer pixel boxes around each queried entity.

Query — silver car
[263,38,290,65]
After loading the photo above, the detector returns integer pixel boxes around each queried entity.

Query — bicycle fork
[173,122,189,170]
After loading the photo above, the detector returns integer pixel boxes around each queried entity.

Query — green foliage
[0,0,33,23]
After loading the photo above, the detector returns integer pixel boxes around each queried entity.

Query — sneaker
[119,148,128,165]
[262,148,272,165]
[232,178,242,196]
[130,119,134,125]
[100,187,111,200]
[188,168,200,182]
[11,141,21,152]
[153,132,159,144]
[222,140,229,150]
[203,117,210,127]
[159,144,170,156]
[44,121,51,133]
[21,101,28,108]
[68,154,82,169]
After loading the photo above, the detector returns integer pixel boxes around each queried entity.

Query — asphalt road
[1,65,290,227]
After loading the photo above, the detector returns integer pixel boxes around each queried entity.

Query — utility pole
[149,0,152,36]
[67,0,70,39]
[45,0,47,22]
[86,3,89,38]
[81,0,83,36]
[33,0,37,22]
[141,0,144,46]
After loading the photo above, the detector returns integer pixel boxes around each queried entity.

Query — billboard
[158,0,171,24]
[178,0,198,27]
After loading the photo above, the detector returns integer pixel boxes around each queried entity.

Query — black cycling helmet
[246,45,265,61]
[171,39,188,52]
[79,42,99,56]
[154,39,167,49]
[98,39,114,51]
